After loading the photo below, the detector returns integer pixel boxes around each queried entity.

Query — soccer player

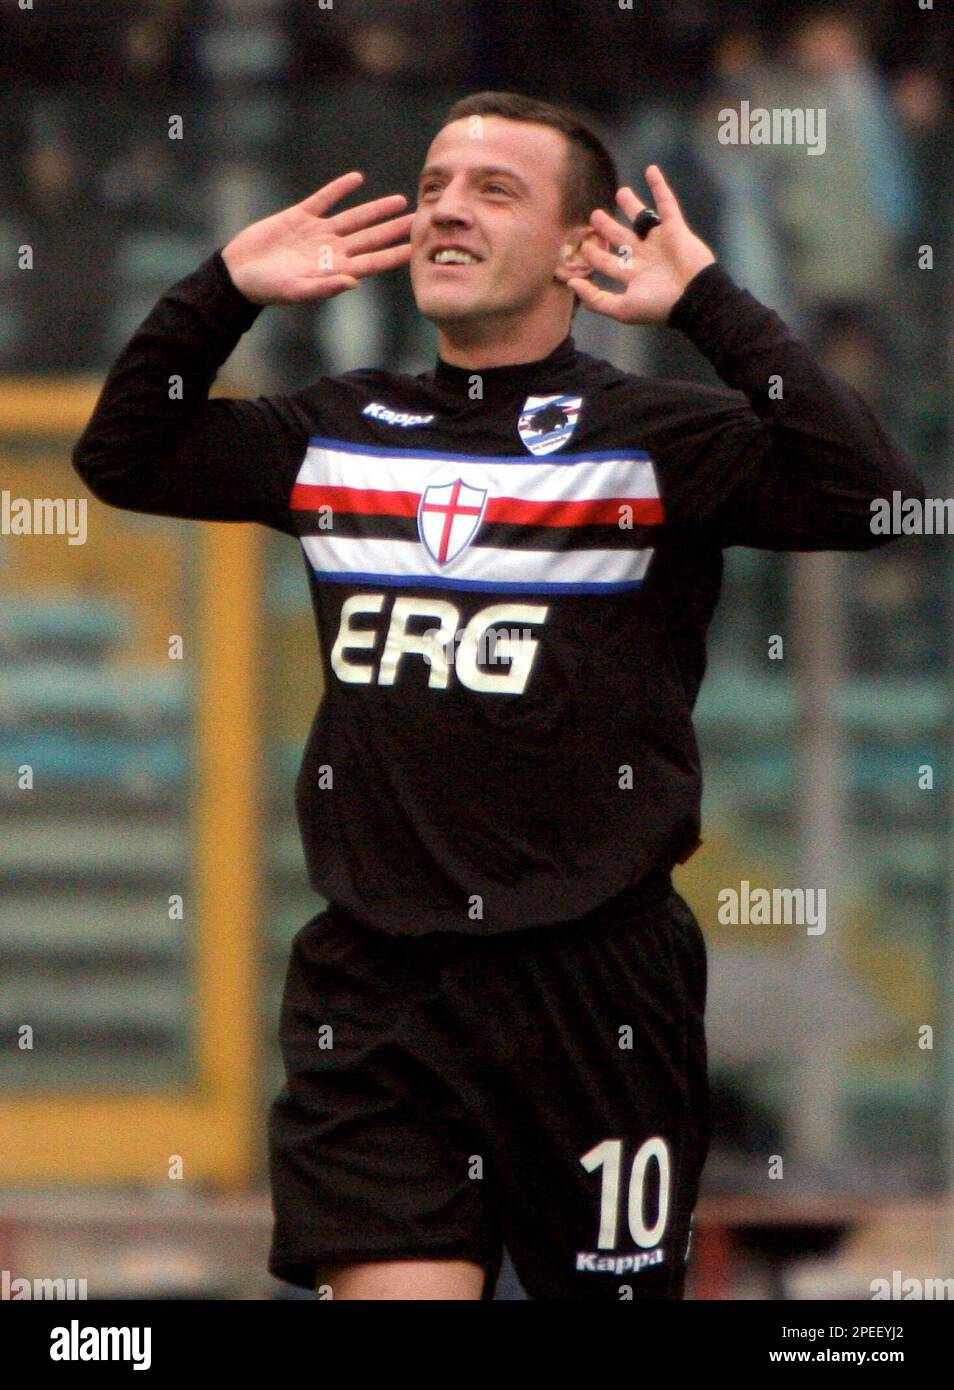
[73,92,924,1301]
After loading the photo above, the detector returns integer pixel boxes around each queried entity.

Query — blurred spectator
[891,68,952,285]
[16,132,116,371]
[769,10,916,338]
[0,0,121,86]
[690,22,802,328]
[0,0,205,90]
[283,1,471,378]
[461,0,757,120]
[200,0,287,85]
[885,69,952,489]
[815,304,890,415]
[286,0,467,88]
[117,0,207,89]
[874,0,954,105]
[100,130,206,234]
[0,93,30,213]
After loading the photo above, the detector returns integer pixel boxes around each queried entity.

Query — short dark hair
[441,91,619,228]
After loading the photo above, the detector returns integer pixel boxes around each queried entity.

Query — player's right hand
[221,171,413,306]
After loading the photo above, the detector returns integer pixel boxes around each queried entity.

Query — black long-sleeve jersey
[72,252,924,936]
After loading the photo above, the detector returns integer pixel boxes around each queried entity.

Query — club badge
[517,394,583,456]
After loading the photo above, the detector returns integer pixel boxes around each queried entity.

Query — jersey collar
[428,334,578,399]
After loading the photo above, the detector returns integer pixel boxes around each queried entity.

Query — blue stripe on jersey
[308,564,645,595]
[306,436,653,466]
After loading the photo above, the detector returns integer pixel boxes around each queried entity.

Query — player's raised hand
[221,171,413,306]
[568,166,716,325]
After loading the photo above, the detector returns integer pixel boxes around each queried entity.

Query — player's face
[410,117,577,329]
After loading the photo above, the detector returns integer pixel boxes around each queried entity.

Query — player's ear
[554,227,609,286]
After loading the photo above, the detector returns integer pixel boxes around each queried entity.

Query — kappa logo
[575,1248,665,1275]
[418,478,488,564]
[517,393,583,455]
[363,401,435,427]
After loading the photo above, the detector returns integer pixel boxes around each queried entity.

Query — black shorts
[267,885,709,1300]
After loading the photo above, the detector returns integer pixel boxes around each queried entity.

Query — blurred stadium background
[1,0,952,1300]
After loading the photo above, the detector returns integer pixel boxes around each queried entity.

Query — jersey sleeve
[644,263,925,550]
[72,252,313,536]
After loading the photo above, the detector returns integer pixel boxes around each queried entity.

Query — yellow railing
[1,378,261,1186]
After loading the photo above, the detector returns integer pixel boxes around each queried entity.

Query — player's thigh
[315,1258,487,1300]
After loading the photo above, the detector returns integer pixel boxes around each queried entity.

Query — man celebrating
[73,92,923,1301]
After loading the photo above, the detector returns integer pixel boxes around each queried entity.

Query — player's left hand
[568,166,716,325]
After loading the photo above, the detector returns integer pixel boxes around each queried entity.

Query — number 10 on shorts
[580,1137,671,1250]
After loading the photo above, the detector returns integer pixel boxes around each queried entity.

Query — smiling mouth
[429,249,484,265]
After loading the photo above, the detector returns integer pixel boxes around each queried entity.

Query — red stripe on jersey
[292,483,664,527]
[487,496,664,527]
[291,484,420,516]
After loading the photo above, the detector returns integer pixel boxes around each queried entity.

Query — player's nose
[429,178,475,224]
